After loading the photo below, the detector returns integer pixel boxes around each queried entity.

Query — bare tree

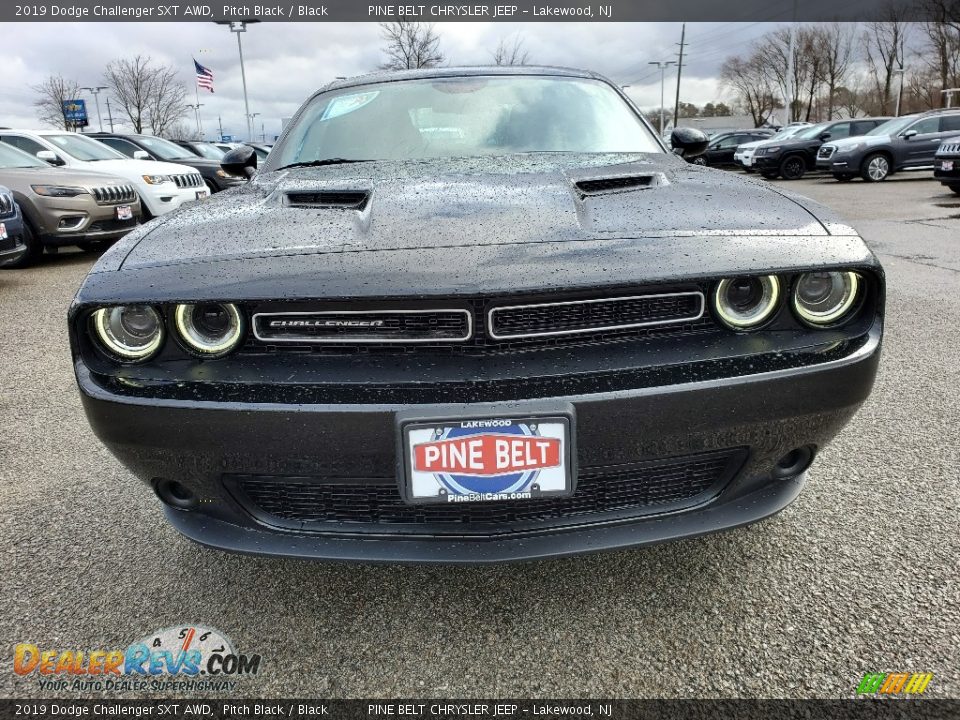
[755,26,815,122]
[814,23,855,119]
[863,9,911,114]
[720,54,780,127]
[104,55,188,135]
[492,34,531,66]
[32,75,83,129]
[378,21,444,70]
[164,121,201,141]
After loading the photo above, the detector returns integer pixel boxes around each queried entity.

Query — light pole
[215,20,259,141]
[248,112,260,139]
[648,61,676,134]
[893,66,906,116]
[80,86,108,132]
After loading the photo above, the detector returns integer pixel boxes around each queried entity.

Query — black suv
[754,118,891,180]
[690,129,774,167]
[89,133,244,193]
[934,136,960,194]
[817,109,960,182]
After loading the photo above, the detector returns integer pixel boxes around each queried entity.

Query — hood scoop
[284,190,370,210]
[574,174,662,197]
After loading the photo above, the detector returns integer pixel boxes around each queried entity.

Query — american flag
[194,58,214,93]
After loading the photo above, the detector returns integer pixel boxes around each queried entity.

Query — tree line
[721,10,960,126]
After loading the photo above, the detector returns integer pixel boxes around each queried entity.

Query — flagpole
[194,80,204,139]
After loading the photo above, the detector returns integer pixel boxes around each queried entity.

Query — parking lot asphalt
[1,172,958,699]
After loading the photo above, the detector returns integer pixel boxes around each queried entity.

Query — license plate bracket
[116,205,132,221]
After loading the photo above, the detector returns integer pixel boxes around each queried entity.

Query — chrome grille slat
[0,193,12,216]
[172,173,203,189]
[91,184,136,206]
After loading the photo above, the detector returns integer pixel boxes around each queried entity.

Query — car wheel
[832,173,854,182]
[760,171,779,179]
[779,155,806,180]
[1,219,43,269]
[691,156,707,166]
[861,153,890,182]
[744,167,755,174]
[951,186,960,195]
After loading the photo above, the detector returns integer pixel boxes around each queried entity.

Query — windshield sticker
[320,91,380,121]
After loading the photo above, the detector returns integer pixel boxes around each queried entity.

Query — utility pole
[218,116,224,141]
[80,86,108,132]
[105,97,115,132]
[673,23,686,127]
[784,0,798,124]
[649,61,676,134]
[894,66,906,116]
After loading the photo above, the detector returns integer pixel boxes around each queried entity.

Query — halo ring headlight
[92,305,164,361]
[793,271,861,326]
[174,302,244,357]
[713,275,781,330]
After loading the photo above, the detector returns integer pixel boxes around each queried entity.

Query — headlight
[761,146,780,154]
[713,276,781,330]
[141,175,172,185]
[174,303,244,357]
[215,169,231,178]
[792,271,861,326]
[31,185,88,197]
[835,143,864,155]
[91,306,164,361]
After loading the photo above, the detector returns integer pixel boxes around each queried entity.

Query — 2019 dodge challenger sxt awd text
[70,67,883,563]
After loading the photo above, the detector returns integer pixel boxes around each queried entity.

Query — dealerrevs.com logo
[13,625,262,692]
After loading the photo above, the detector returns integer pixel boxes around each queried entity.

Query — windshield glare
[793,123,828,139]
[867,116,916,136]
[46,134,125,161]
[0,142,48,168]
[273,76,661,166]
[191,143,225,160]
[136,136,195,160]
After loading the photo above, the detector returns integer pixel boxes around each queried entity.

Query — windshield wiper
[273,158,375,171]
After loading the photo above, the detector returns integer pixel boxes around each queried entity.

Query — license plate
[942,160,954,171]
[196,190,209,200]
[0,223,6,240]
[116,205,133,221]
[402,416,573,504]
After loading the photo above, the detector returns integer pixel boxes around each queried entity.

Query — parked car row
[0,131,267,268]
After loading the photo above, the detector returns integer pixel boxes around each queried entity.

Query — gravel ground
[0,173,957,699]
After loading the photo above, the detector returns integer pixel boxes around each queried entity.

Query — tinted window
[1,135,48,157]
[0,141,48,168]
[826,123,851,140]
[273,75,662,166]
[43,134,126,161]
[135,136,196,160]
[851,121,879,136]
[908,117,940,134]
[713,135,741,149]
[940,114,960,133]
[99,137,142,158]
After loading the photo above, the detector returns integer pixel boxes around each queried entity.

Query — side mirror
[903,129,918,139]
[819,132,832,140]
[36,150,63,166]
[670,127,710,159]
[132,150,151,160]
[221,146,257,179]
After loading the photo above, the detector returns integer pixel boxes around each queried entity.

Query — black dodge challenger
[70,67,883,563]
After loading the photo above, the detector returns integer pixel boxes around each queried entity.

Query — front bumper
[0,230,26,267]
[934,158,960,185]
[139,183,208,216]
[752,154,780,170]
[75,324,882,563]
[31,194,141,245]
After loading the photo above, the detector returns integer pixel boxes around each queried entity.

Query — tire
[832,173,854,182]
[691,156,707,166]
[744,167,755,174]
[951,186,960,195]
[779,155,806,180]
[760,170,779,179]
[861,153,891,182]
[1,219,42,269]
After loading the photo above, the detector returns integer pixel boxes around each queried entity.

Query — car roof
[320,65,608,95]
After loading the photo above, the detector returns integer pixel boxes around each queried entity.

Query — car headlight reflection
[31,185,88,197]
[793,271,861,326]
[141,175,173,185]
[92,305,164,361]
[713,275,781,330]
[174,303,244,357]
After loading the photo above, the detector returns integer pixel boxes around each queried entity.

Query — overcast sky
[0,22,781,140]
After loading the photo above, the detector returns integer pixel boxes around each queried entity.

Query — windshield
[136,136,196,160]
[867,116,916,136]
[0,142,48,168]
[45,134,126,161]
[792,123,828,140]
[272,75,661,166]
[190,143,225,160]
[772,125,807,140]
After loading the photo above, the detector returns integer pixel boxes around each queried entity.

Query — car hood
[75,159,199,179]
[0,165,135,190]
[826,134,888,149]
[736,139,770,151]
[80,153,871,301]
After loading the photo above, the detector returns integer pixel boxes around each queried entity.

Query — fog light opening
[155,479,197,509]
[772,446,815,479]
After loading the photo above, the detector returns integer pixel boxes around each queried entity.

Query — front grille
[91,185,137,205]
[87,217,138,233]
[253,309,472,343]
[229,449,744,535]
[172,173,203,189]
[488,292,704,339]
[0,193,13,217]
[938,143,960,155]
[818,146,835,159]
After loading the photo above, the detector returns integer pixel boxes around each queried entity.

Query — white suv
[0,130,206,218]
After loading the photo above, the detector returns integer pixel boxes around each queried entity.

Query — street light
[893,66,906,117]
[215,20,260,141]
[80,86,108,132]
[648,61,676,134]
